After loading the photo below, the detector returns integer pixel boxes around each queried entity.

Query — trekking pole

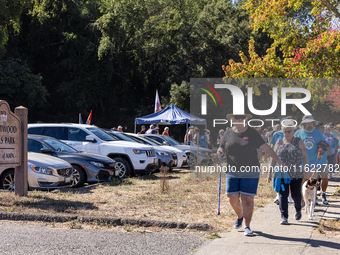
[217,151,222,215]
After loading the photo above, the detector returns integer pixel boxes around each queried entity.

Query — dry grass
[333,187,340,196]
[0,167,276,230]
[316,219,340,238]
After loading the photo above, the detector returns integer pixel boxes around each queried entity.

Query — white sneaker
[288,195,293,203]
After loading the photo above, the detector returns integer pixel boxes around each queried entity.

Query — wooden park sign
[0,100,28,196]
[0,101,21,166]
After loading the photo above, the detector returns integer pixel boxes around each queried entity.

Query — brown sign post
[0,100,28,196]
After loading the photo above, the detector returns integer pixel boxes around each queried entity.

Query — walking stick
[217,151,222,215]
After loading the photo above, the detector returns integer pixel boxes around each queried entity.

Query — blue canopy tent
[134,104,207,133]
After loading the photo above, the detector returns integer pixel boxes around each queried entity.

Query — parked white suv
[28,124,157,178]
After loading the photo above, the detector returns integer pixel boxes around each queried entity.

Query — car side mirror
[86,135,96,143]
[41,148,54,154]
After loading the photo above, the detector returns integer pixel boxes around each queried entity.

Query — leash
[311,149,323,178]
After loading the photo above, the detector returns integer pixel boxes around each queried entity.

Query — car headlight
[133,149,147,154]
[89,161,104,168]
[155,151,170,156]
[31,165,53,175]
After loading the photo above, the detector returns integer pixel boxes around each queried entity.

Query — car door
[66,127,99,154]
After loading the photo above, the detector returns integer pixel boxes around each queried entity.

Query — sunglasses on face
[233,115,246,120]
[283,130,293,134]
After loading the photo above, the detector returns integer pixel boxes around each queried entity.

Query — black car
[28,135,118,187]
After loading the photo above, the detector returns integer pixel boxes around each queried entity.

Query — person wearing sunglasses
[268,120,309,225]
[218,114,284,236]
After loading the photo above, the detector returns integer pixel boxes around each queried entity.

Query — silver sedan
[0,152,73,191]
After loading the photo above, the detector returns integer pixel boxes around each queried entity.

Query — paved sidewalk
[196,178,340,255]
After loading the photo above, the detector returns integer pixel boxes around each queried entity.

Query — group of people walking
[218,114,338,236]
[184,127,213,148]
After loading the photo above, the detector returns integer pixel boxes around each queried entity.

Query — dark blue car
[28,135,118,187]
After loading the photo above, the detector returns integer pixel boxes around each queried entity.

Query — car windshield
[125,134,154,145]
[86,127,117,141]
[109,132,138,143]
[136,135,162,146]
[162,136,181,145]
[106,132,125,141]
[42,137,78,153]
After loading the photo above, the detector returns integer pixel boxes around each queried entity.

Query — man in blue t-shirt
[294,115,329,205]
[199,130,208,148]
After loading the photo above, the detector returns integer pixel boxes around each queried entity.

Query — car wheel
[71,165,86,188]
[114,157,132,179]
[1,169,15,191]
[187,153,196,168]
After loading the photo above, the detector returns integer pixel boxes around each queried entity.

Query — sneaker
[280,216,288,225]
[274,198,279,205]
[322,192,329,205]
[244,227,253,236]
[234,217,243,229]
[317,190,321,196]
[295,211,302,221]
[288,195,293,204]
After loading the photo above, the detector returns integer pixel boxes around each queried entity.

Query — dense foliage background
[1,0,338,137]
[0,0,272,131]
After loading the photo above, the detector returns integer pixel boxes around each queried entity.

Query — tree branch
[321,0,340,19]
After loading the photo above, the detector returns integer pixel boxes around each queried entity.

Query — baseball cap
[329,122,335,127]
[150,124,155,128]
[154,127,159,130]
[301,115,316,124]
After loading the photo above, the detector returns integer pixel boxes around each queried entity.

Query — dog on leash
[302,178,320,220]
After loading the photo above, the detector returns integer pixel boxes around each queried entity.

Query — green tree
[168,81,190,112]
[223,0,340,109]
[0,58,47,118]
[0,0,32,53]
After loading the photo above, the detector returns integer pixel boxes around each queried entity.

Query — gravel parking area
[0,221,211,255]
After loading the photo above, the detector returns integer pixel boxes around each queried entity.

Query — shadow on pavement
[254,231,340,249]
